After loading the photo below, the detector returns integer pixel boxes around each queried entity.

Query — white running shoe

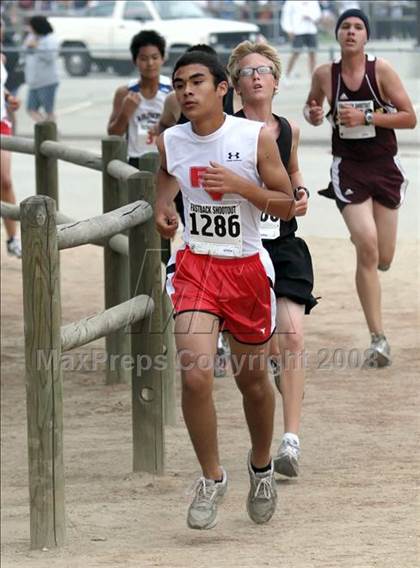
[270,358,281,393]
[6,237,22,259]
[187,468,228,530]
[246,452,277,524]
[366,334,391,368]
[214,333,229,378]
[214,347,227,378]
[274,437,300,478]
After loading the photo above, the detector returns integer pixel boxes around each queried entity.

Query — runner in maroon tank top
[303,9,416,367]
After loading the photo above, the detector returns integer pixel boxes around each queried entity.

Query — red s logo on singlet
[190,166,222,201]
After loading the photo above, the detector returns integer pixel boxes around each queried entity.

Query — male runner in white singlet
[155,51,295,529]
[107,30,171,165]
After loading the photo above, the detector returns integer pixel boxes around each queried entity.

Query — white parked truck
[49,0,262,76]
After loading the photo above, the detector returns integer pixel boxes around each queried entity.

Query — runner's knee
[378,246,395,269]
[277,330,304,354]
[182,369,213,399]
[355,238,379,267]
[237,373,270,401]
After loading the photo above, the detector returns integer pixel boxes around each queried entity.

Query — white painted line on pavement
[57,101,94,116]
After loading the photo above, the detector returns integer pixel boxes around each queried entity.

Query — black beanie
[335,9,370,40]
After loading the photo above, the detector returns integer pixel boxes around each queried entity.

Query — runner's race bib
[260,212,280,240]
[338,100,376,139]
[136,112,160,135]
[188,201,242,257]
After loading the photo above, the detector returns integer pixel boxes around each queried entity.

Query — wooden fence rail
[0,135,35,154]
[61,295,154,352]
[40,140,103,171]
[0,201,21,220]
[1,200,130,256]
[107,159,140,181]
[57,200,151,250]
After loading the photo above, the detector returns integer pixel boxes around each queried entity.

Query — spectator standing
[281,0,321,84]
[24,15,59,122]
[319,1,337,35]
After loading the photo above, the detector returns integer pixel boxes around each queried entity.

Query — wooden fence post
[20,195,65,549]
[34,122,59,208]
[138,153,171,265]
[161,292,177,426]
[137,152,159,174]
[128,172,165,473]
[138,153,177,426]
[102,136,131,384]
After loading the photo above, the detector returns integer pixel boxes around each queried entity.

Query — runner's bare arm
[2,79,20,112]
[256,127,295,219]
[155,134,179,238]
[339,60,418,129]
[107,86,140,135]
[304,63,330,125]
[202,128,295,220]
[288,123,308,217]
[288,122,304,188]
[156,91,181,133]
[374,59,417,129]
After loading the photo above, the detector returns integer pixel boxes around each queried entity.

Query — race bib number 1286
[188,202,242,257]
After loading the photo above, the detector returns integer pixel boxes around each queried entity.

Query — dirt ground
[1,236,418,568]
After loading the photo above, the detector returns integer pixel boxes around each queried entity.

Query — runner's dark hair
[172,51,227,87]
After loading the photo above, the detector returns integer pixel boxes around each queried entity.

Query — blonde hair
[227,41,281,87]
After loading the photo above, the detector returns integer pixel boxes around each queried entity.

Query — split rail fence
[0,122,176,549]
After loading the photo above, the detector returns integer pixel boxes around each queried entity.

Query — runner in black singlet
[229,40,317,478]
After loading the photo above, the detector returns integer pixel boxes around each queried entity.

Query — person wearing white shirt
[23,16,60,123]
[281,0,322,83]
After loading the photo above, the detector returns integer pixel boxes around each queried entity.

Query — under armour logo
[344,188,354,195]
[227,151,240,161]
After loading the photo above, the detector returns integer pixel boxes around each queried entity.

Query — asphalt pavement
[6,41,420,239]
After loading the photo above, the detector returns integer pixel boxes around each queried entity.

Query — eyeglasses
[238,65,274,77]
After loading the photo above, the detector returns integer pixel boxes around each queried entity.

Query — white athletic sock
[283,432,300,447]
